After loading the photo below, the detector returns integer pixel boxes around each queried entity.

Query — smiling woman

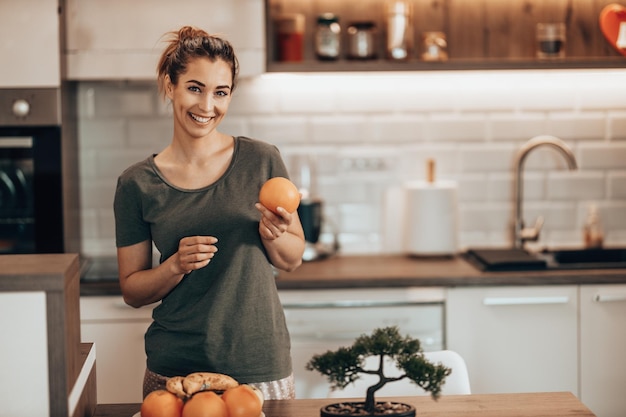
[113,26,305,402]
[163,57,235,170]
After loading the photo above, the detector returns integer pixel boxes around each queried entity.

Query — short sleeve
[113,174,151,248]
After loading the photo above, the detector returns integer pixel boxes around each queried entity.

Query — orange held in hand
[141,389,184,417]
[222,385,264,417]
[182,391,228,417]
[259,177,301,214]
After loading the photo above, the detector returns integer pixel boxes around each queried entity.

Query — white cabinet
[280,287,445,398]
[446,286,578,395]
[0,0,60,87]
[80,296,158,404]
[0,292,49,417]
[580,284,626,417]
[64,0,264,80]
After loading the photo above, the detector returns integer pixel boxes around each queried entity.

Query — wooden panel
[48,255,80,417]
[65,257,82,387]
[48,290,70,417]
[72,344,97,417]
[484,1,534,58]
[414,0,447,33]
[446,0,484,58]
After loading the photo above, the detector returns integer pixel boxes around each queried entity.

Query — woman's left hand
[255,203,292,241]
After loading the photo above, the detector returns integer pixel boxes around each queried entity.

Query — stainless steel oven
[0,88,79,254]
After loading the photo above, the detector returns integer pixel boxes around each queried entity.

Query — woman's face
[166,57,233,139]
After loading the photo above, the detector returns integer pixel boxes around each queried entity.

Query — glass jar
[346,22,378,60]
[536,23,566,59]
[421,31,448,61]
[275,13,305,62]
[314,13,341,61]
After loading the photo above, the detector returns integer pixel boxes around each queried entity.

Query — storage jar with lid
[347,21,378,60]
[314,13,341,61]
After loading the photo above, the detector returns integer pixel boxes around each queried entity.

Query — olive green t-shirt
[113,136,292,383]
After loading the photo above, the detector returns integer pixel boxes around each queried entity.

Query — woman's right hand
[174,236,219,274]
[118,236,218,308]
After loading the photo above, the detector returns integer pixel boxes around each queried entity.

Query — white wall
[77,69,626,257]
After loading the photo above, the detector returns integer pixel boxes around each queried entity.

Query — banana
[165,376,187,398]
[247,384,265,405]
[182,372,239,396]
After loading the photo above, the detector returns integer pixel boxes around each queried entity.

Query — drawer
[80,296,158,322]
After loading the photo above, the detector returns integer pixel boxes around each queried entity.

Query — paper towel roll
[403,180,458,256]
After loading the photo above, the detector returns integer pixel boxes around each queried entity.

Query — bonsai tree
[306,326,451,414]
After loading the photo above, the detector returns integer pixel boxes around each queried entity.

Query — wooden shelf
[266,0,626,73]
[267,56,626,72]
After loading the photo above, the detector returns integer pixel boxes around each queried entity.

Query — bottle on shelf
[385,0,413,61]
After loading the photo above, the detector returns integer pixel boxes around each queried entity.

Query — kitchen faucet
[513,135,578,249]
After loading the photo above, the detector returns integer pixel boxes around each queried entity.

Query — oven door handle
[0,137,33,148]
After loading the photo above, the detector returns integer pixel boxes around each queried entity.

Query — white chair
[327,350,471,398]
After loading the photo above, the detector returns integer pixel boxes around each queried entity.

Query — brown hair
[156,26,239,98]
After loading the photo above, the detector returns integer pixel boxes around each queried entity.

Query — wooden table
[94,392,596,417]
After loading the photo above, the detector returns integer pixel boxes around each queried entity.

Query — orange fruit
[182,391,228,417]
[222,385,263,417]
[259,177,300,214]
[141,389,184,417]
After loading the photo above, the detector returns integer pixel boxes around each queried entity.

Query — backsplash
[77,69,626,257]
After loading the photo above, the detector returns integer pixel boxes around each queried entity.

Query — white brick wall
[77,69,626,257]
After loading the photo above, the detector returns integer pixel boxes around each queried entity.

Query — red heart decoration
[599,3,626,57]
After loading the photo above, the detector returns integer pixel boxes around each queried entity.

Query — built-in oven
[0,88,79,254]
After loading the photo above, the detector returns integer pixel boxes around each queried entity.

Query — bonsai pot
[320,401,416,417]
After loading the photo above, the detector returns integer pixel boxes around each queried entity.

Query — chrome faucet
[513,136,578,249]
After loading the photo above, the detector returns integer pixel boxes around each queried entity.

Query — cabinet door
[0,0,59,87]
[280,287,446,399]
[446,286,578,395]
[65,0,264,79]
[580,285,626,417]
[80,296,156,403]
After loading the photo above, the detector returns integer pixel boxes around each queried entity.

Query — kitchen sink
[540,247,626,269]
[465,247,626,272]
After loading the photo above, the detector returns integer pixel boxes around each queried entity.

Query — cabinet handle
[282,300,440,309]
[593,294,626,303]
[483,296,569,306]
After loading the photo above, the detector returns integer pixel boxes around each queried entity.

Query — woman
[113,26,305,400]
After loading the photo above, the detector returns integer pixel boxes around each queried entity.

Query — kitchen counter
[80,254,626,296]
[93,392,595,417]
